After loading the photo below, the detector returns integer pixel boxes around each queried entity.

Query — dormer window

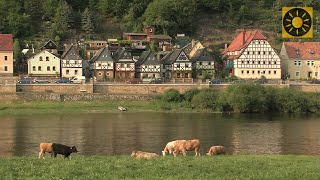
[149,28,153,33]
[310,50,315,54]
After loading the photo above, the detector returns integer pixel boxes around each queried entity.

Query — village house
[222,30,281,79]
[113,47,135,79]
[85,40,108,60]
[0,34,13,76]
[280,42,320,80]
[135,51,161,79]
[89,47,115,81]
[161,49,192,81]
[27,50,61,77]
[61,45,84,78]
[40,40,59,55]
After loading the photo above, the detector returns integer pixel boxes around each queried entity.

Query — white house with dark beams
[135,51,161,79]
[89,47,115,81]
[61,45,83,78]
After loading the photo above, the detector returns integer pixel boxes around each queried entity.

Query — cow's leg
[182,150,186,156]
[53,152,57,158]
[38,151,43,159]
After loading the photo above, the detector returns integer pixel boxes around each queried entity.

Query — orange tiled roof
[0,34,13,51]
[283,42,320,60]
[222,30,267,54]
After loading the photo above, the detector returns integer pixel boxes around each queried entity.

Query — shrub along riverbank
[0,155,319,179]
[0,84,319,114]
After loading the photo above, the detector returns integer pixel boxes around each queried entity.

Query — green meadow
[0,155,319,179]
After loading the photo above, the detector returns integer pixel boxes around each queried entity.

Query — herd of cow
[38,139,226,159]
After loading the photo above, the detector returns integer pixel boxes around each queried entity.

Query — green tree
[81,8,94,34]
[13,39,22,63]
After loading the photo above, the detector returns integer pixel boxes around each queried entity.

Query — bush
[162,89,182,102]
[191,89,218,109]
[184,89,200,102]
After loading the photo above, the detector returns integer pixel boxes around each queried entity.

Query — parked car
[253,79,268,84]
[127,79,143,84]
[34,78,50,83]
[232,79,246,84]
[55,78,71,84]
[310,79,320,84]
[17,78,34,84]
[149,78,163,84]
[71,76,86,84]
[209,79,223,84]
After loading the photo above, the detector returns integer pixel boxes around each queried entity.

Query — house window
[39,56,43,61]
[241,70,244,74]
[106,72,110,76]
[75,60,78,64]
[252,71,255,74]
[253,61,255,64]
[108,63,111,66]
[241,61,244,64]
[75,70,78,75]
[274,61,277,64]
[298,61,301,66]
[177,73,181,78]
[121,64,124,68]
[274,71,277,75]
[126,72,130,78]
[98,63,102,67]
[258,70,260,74]
[33,66,36,71]
[153,74,156,78]
[247,70,249,74]
[258,61,261,64]
[199,62,202,65]
[315,72,318,77]
[294,61,297,66]
[47,66,50,71]
[154,65,157,69]
[247,61,249,64]
[268,71,271,74]
[38,66,42,71]
[295,71,300,77]
[98,72,102,76]
[208,62,211,65]
[186,64,189,68]
[4,56,7,61]
[46,57,49,61]
[145,74,149,78]
[4,66,8,71]
[185,73,189,78]
[307,61,310,66]
[263,71,266,74]
[176,64,180,68]
[53,66,56,71]
[311,61,315,66]
[66,70,70,74]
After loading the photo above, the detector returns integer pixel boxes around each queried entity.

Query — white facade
[28,50,60,76]
[233,40,281,79]
[62,59,83,78]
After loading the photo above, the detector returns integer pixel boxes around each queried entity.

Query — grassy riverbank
[0,155,319,179]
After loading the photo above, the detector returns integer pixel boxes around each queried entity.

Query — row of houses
[1,30,320,81]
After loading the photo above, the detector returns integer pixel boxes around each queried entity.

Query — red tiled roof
[283,42,320,60]
[0,34,13,51]
[222,30,267,54]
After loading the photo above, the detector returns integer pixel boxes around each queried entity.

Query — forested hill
[0,0,319,49]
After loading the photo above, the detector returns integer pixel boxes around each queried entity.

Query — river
[0,112,319,156]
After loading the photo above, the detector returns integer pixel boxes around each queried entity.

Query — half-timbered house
[135,51,161,79]
[222,30,281,79]
[191,48,216,79]
[61,45,83,78]
[89,47,114,81]
[113,48,135,79]
[161,49,192,80]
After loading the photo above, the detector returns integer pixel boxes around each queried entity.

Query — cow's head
[71,146,78,153]
[131,150,137,157]
[162,151,166,156]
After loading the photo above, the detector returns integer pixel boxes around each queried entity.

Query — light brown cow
[173,139,200,157]
[131,150,160,159]
[162,140,178,156]
[206,146,226,156]
[38,143,53,159]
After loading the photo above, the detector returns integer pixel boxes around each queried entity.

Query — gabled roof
[89,47,114,63]
[0,34,13,51]
[136,51,160,66]
[148,34,172,40]
[161,49,186,64]
[40,40,58,50]
[283,42,320,60]
[222,30,267,54]
[182,43,192,54]
[191,48,215,62]
[61,45,83,60]
[113,47,134,62]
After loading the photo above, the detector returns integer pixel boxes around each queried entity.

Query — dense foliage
[1,0,319,43]
[163,85,320,113]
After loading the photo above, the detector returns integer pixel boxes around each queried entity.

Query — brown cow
[173,139,200,157]
[206,146,226,155]
[38,143,53,159]
[131,150,160,159]
[162,140,178,156]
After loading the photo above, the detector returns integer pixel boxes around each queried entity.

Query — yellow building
[280,42,320,80]
[0,34,13,76]
[27,50,61,76]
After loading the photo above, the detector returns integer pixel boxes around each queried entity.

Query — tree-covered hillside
[0,0,319,48]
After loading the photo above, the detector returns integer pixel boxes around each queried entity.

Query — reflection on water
[0,112,320,156]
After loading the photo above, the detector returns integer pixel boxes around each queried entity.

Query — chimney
[242,29,246,45]
[224,44,228,51]
[32,44,34,54]
[191,39,196,47]
[163,45,167,51]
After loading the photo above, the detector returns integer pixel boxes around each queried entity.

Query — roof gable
[90,47,114,63]
[191,48,215,62]
[161,49,189,64]
[113,48,134,62]
[283,42,320,59]
[61,45,83,60]
[0,34,13,51]
[40,40,58,50]
[223,30,267,54]
[136,51,159,66]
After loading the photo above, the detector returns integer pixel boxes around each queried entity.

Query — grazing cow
[162,140,178,156]
[206,146,226,155]
[173,139,201,157]
[51,143,78,159]
[131,150,160,159]
[38,143,53,159]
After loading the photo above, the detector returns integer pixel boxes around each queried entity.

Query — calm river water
[0,112,319,156]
